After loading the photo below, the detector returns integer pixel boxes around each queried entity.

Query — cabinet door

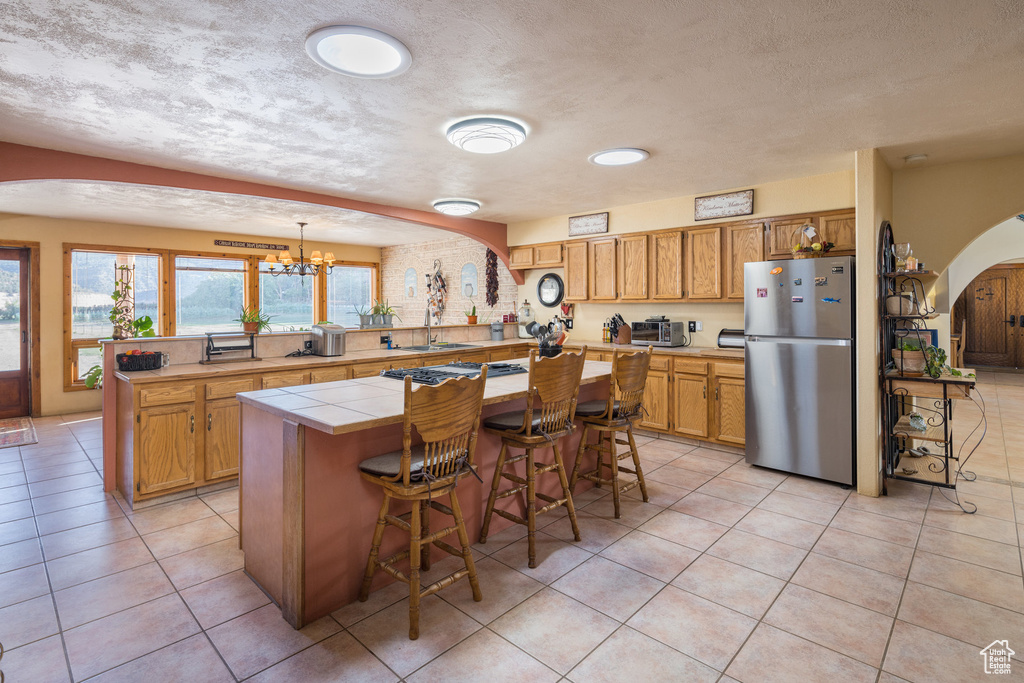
[818,211,856,253]
[618,234,648,300]
[350,362,387,378]
[564,242,589,301]
[488,347,514,362]
[713,376,745,445]
[726,223,765,299]
[534,243,563,266]
[205,397,240,480]
[768,216,814,258]
[509,246,534,269]
[310,367,350,384]
[673,374,708,438]
[639,370,670,431]
[651,231,684,299]
[589,238,619,300]
[139,404,195,494]
[458,351,489,364]
[262,371,309,389]
[685,227,722,299]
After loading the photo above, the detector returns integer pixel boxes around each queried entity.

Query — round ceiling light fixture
[588,148,650,166]
[446,117,527,154]
[432,199,482,216]
[305,26,412,78]
[903,154,928,164]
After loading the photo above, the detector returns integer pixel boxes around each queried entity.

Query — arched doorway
[953,260,1024,368]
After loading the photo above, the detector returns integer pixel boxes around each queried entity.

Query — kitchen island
[236,355,613,628]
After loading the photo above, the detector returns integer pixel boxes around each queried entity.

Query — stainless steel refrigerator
[744,256,856,485]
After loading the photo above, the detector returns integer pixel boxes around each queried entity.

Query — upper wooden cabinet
[589,238,618,300]
[685,227,722,299]
[768,215,814,259]
[725,222,765,300]
[509,246,534,269]
[768,210,856,259]
[618,234,648,300]
[509,243,563,269]
[651,231,684,299]
[818,211,856,253]
[563,241,589,301]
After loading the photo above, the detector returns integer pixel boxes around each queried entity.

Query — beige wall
[854,149,892,497]
[0,214,380,416]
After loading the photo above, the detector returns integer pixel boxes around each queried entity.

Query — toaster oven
[630,321,687,347]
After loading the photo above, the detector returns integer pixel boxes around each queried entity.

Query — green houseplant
[372,300,400,327]
[465,304,477,324]
[235,306,273,333]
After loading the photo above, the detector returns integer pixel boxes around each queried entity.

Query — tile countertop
[236,356,614,436]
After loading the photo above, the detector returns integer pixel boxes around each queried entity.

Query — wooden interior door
[962,269,1018,367]
[0,249,30,418]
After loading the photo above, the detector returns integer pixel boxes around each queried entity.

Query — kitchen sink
[399,343,480,352]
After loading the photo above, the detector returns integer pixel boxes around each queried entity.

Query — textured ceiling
[1,0,1023,237]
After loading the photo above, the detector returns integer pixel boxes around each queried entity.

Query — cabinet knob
[208,414,212,431]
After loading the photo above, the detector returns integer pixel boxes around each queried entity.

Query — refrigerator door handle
[746,336,852,346]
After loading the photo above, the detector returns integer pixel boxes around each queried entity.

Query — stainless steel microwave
[630,321,686,347]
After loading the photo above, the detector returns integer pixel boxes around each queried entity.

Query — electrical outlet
[565,319,573,329]
[688,321,696,333]
[304,340,312,350]
[695,321,703,331]
[380,335,390,344]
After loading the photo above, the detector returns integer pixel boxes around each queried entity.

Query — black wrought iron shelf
[883,270,938,278]
[882,313,939,320]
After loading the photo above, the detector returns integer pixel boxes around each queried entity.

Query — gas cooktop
[381,361,527,385]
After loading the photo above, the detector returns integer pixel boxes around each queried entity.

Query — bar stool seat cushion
[483,410,544,432]
[575,399,624,418]
[359,447,469,479]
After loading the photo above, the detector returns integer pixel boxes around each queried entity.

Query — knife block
[613,326,632,345]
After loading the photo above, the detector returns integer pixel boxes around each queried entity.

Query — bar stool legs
[571,423,649,519]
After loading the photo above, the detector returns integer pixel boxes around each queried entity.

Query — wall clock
[537,272,564,307]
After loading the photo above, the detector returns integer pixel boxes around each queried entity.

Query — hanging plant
[485,249,499,307]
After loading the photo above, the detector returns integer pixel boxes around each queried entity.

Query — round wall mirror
[537,272,564,307]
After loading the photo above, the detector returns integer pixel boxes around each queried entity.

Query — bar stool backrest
[607,345,653,420]
[400,367,488,486]
[523,347,587,437]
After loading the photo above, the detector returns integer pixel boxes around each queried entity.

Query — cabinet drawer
[310,367,350,384]
[673,360,708,376]
[261,371,309,389]
[350,362,387,379]
[713,362,744,379]
[140,384,196,407]
[205,378,254,400]
[649,355,671,372]
[488,348,514,362]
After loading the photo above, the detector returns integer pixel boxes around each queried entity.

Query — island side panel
[240,403,285,605]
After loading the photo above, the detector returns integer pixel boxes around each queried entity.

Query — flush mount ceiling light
[432,199,481,216]
[305,26,412,78]
[446,117,527,154]
[904,154,928,164]
[588,148,650,166]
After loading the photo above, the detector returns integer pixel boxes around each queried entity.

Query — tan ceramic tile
[473,519,529,554]
[0,594,59,649]
[23,460,97,483]
[671,491,752,526]
[126,497,217,535]
[812,527,915,577]
[0,516,37,545]
[332,579,410,627]
[917,525,1022,576]
[735,507,825,550]
[773,475,852,505]
[695,477,772,506]
[843,488,929,524]
[0,498,34,524]
[30,485,110,515]
[349,595,481,677]
[909,550,1024,612]
[142,515,237,559]
[552,555,665,621]
[39,516,138,560]
[707,528,807,580]
[490,587,618,675]
[35,498,124,536]
[883,620,989,683]
[568,625,719,683]
[667,452,733,475]
[0,537,43,573]
[0,483,30,505]
[923,507,1018,545]
[200,487,238,514]
[763,584,892,667]
[207,603,342,679]
[598,529,700,582]
[627,585,756,670]
[88,633,235,683]
[672,554,785,618]
[645,463,715,491]
[179,569,271,629]
[828,506,921,547]
[159,537,244,589]
[438,556,543,624]
[46,536,154,590]
[54,562,174,629]
[622,479,690,507]
[726,623,877,683]
[27,472,102,498]
[406,628,556,683]
[898,581,1024,656]
[490,531,592,584]
[63,594,200,680]
[756,490,840,525]
[580,495,663,527]
[221,509,240,531]
[247,631,399,683]
[638,509,730,552]
[791,552,906,616]
[0,562,50,608]
[0,635,71,683]
[543,510,632,552]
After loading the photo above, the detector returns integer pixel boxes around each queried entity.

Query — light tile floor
[1,371,1023,682]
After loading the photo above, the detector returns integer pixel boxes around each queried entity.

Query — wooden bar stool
[478,347,587,568]
[570,346,652,519]
[357,368,488,640]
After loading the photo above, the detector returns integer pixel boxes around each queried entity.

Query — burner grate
[381,361,526,385]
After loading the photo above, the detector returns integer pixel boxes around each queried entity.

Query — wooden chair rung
[536,499,567,515]
[419,569,470,599]
[533,462,559,474]
[501,472,528,486]
[535,491,558,504]
[385,514,412,532]
[429,500,454,516]
[420,525,459,546]
[433,540,464,558]
[505,453,529,465]
[494,508,527,526]
[379,548,411,567]
[379,562,409,584]
[496,483,528,500]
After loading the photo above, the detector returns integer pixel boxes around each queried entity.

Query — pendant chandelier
[264,222,335,276]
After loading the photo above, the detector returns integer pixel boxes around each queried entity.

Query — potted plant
[372,300,400,327]
[465,304,477,325]
[354,304,372,329]
[235,306,273,333]
[891,340,926,375]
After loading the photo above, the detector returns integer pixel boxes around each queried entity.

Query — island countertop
[235,355,614,435]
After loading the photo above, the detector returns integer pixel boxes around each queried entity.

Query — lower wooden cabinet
[713,373,745,446]
[639,366,670,431]
[672,372,709,438]
[262,371,309,389]
[138,403,196,495]
[205,397,240,480]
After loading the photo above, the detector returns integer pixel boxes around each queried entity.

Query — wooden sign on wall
[694,189,754,221]
[214,239,289,251]
[568,212,609,236]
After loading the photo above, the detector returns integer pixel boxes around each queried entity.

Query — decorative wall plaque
[568,212,609,236]
[694,189,754,221]
[214,239,289,250]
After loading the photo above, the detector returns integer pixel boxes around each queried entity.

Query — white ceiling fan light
[432,199,481,216]
[305,26,412,78]
[445,117,527,154]
[588,148,650,166]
